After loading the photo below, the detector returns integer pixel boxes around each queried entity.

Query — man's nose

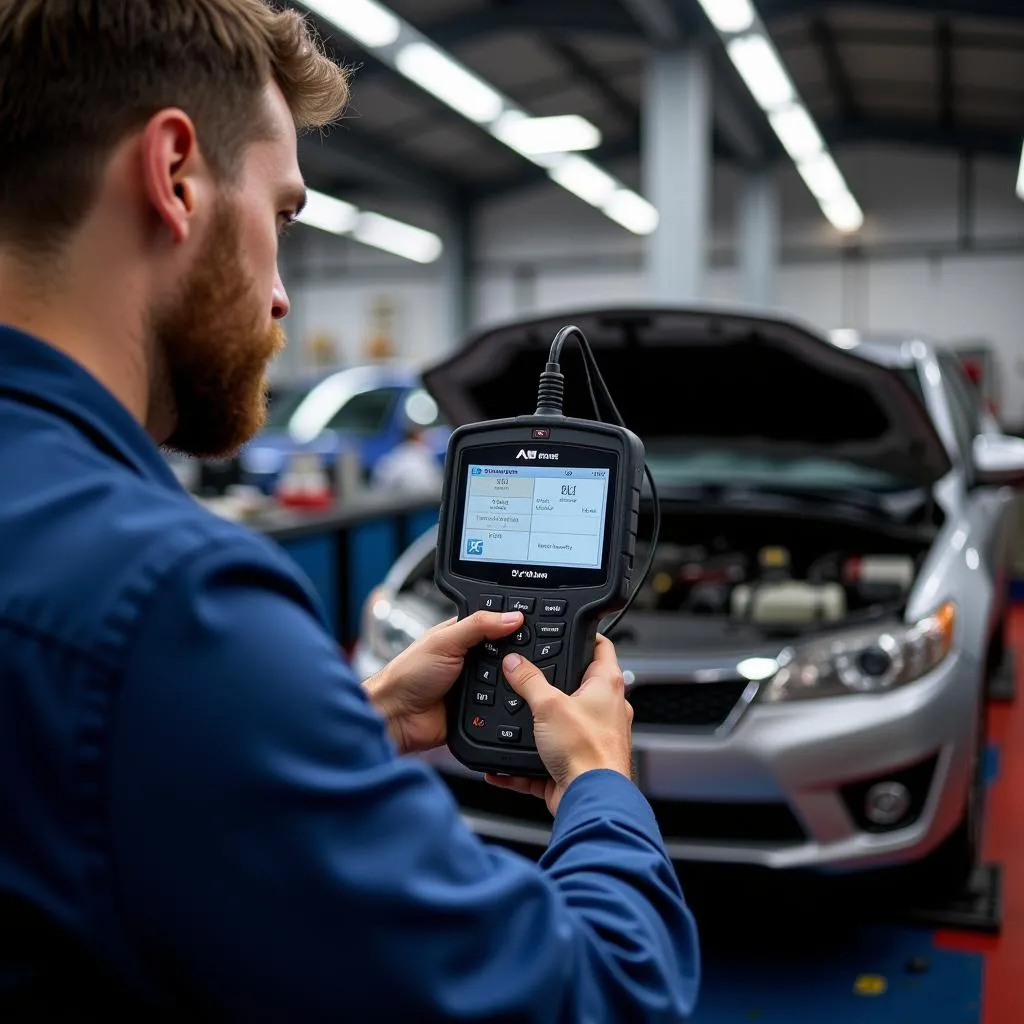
[272,273,290,320]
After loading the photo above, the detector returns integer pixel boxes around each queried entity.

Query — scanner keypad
[466,593,568,748]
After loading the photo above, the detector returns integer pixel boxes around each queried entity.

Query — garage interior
[176,1,1024,1021]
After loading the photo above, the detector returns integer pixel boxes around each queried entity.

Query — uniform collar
[0,323,184,489]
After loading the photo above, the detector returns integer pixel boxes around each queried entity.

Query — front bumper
[352,642,981,874]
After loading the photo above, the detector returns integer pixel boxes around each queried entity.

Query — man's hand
[364,610,524,755]
[484,635,633,816]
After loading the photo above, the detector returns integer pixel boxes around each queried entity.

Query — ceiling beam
[617,0,681,43]
[543,36,639,126]
[774,24,1024,51]
[297,130,459,202]
[424,1,641,46]
[820,117,1022,157]
[758,0,1024,23]
[809,18,858,123]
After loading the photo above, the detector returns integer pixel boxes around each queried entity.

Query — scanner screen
[459,464,611,570]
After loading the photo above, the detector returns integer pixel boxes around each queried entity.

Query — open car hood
[422,307,952,489]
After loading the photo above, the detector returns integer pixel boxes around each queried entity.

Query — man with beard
[0,2,699,1021]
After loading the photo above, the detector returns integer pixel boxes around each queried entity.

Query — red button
[532,428,551,439]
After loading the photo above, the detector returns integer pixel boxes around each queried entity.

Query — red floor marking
[947,611,1024,1024]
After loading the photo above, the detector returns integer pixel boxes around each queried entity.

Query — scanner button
[498,725,522,744]
[504,695,524,715]
[539,664,558,685]
[512,625,532,647]
[508,597,535,614]
[479,594,504,612]
[476,662,499,686]
[540,599,567,617]
[536,621,565,638]
[473,689,495,706]
[534,640,562,660]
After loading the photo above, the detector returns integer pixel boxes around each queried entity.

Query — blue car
[239,364,449,493]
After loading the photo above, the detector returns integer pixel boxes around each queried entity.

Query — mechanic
[0,2,699,1022]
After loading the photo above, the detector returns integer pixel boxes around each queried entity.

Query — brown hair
[0,0,350,252]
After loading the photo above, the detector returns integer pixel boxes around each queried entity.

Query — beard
[154,198,285,459]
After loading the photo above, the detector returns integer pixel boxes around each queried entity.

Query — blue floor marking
[692,926,983,1023]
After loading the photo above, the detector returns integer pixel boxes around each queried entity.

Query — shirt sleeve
[108,535,700,1023]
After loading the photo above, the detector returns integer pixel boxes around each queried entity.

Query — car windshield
[644,445,916,495]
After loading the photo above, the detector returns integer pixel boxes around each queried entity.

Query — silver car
[353,307,1024,893]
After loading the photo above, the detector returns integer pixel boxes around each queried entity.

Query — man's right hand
[485,635,634,815]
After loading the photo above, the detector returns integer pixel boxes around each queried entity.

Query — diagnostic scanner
[435,326,650,777]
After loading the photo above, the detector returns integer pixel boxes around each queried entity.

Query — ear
[140,109,202,246]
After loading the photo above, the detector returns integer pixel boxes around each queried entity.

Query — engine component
[843,555,916,602]
[686,582,732,615]
[731,581,847,625]
[758,546,791,576]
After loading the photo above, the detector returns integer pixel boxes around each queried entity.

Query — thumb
[431,610,523,655]
[502,653,560,712]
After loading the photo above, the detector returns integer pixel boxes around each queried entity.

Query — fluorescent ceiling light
[354,211,444,263]
[395,42,504,124]
[297,190,442,263]
[602,190,660,235]
[796,153,847,201]
[296,191,358,235]
[696,0,755,34]
[768,103,824,162]
[821,192,864,233]
[1016,140,1024,201]
[301,0,400,49]
[726,34,795,111]
[302,1,657,233]
[493,113,602,155]
[698,2,863,234]
[547,156,618,207]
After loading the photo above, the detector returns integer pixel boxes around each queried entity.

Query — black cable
[535,325,661,638]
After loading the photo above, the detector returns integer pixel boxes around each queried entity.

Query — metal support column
[642,42,712,302]
[444,199,474,350]
[738,169,780,308]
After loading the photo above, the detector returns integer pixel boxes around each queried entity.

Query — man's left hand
[364,610,524,755]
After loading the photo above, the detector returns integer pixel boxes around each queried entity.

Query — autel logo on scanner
[516,449,559,461]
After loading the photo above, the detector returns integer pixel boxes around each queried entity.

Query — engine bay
[401,507,935,641]
[628,508,933,637]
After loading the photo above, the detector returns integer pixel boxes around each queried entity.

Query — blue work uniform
[0,324,700,1021]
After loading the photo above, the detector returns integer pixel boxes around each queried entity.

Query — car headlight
[362,587,427,662]
[760,602,956,703]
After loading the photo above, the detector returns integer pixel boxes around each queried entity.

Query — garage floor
[681,609,1024,1023]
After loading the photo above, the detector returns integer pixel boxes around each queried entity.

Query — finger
[484,774,548,801]
[580,634,623,687]
[434,610,523,653]
[501,653,560,711]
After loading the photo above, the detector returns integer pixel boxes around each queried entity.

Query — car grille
[442,774,806,846]
[627,679,751,729]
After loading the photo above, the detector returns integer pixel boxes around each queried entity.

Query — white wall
[282,143,1024,416]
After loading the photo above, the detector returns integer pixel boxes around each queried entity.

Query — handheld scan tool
[436,326,660,777]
